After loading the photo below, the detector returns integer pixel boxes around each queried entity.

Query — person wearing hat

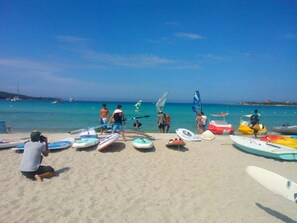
[20,130,55,181]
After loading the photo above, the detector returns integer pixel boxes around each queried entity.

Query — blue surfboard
[12,138,75,151]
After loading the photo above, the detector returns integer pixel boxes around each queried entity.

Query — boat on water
[230,135,297,161]
[207,112,234,135]
[51,99,64,104]
[273,124,297,135]
[260,135,297,149]
[237,114,267,135]
[10,96,22,102]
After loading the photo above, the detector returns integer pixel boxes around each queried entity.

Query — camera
[40,135,46,142]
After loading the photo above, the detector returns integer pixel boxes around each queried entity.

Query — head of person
[30,130,42,142]
[254,109,258,114]
[102,103,106,108]
[117,104,122,109]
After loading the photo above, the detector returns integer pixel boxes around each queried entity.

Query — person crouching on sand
[20,130,55,182]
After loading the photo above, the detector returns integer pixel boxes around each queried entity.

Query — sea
[0,100,297,134]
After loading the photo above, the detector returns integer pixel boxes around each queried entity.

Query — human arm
[41,137,50,156]
[108,112,114,124]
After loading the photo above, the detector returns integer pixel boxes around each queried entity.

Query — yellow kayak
[260,135,297,149]
[237,114,267,135]
[238,123,267,135]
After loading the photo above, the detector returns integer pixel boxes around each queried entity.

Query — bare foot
[35,175,43,182]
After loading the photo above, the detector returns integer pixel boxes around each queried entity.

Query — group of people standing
[196,112,208,134]
[157,111,171,133]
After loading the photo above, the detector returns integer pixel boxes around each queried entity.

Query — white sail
[135,100,142,112]
[156,92,168,113]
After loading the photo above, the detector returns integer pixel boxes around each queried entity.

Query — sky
[0,0,296,103]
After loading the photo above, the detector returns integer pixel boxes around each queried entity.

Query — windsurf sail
[134,100,142,112]
[192,91,202,114]
[156,92,168,113]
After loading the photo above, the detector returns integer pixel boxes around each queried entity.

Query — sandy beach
[0,132,296,223]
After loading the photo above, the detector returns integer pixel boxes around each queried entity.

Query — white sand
[0,132,296,223]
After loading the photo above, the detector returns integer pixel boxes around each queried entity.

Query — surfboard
[73,138,100,149]
[97,133,120,151]
[48,138,75,150]
[12,138,75,151]
[1,139,28,149]
[176,128,201,141]
[246,166,297,203]
[132,138,154,150]
[80,129,98,138]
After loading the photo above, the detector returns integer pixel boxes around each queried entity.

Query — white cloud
[82,50,175,68]
[56,35,89,43]
[175,32,203,40]
[0,58,58,71]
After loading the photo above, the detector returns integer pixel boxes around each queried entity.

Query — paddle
[129,115,150,120]
[69,115,150,135]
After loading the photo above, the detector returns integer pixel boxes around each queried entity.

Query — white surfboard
[73,138,100,149]
[176,128,201,141]
[80,129,98,138]
[1,140,28,149]
[97,133,120,151]
[246,166,297,203]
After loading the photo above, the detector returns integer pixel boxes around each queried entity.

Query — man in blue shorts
[109,104,125,141]
[99,103,110,135]
[20,130,55,182]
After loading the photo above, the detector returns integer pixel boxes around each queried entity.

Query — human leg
[35,165,55,182]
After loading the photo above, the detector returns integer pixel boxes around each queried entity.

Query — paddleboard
[176,128,201,141]
[246,166,297,203]
[132,138,154,150]
[97,133,120,151]
[0,140,28,149]
[201,130,215,141]
[73,138,100,149]
[12,138,75,151]
[166,138,185,148]
[48,138,75,150]
[80,129,98,138]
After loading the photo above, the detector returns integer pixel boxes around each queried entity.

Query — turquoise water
[0,100,297,133]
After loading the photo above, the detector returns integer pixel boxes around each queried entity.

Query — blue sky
[0,0,296,103]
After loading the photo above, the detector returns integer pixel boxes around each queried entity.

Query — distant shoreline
[240,102,297,107]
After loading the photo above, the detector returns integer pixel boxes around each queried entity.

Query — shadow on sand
[55,167,71,176]
[99,142,126,153]
[256,203,297,223]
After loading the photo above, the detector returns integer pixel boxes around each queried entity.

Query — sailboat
[11,84,22,102]
[134,100,142,112]
[156,92,168,113]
